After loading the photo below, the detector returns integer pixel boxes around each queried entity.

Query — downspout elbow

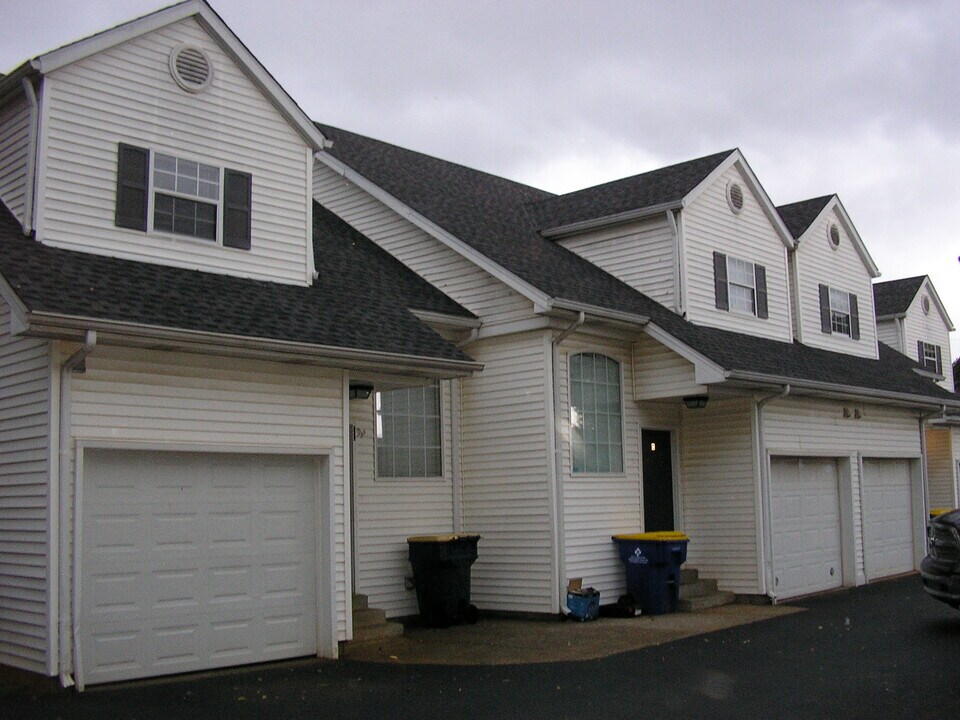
[553,311,585,347]
[456,327,479,349]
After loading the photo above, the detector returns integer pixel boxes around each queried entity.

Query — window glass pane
[155,154,176,172]
[154,194,217,241]
[154,171,176,191]
[729,284,755,314]
[375,383,442,478]
[727,257,755,287]
[569,353,623,474]
[829,288,850,314]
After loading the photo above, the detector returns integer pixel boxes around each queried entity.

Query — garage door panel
[81,449,319,684]
[862,458,914,580]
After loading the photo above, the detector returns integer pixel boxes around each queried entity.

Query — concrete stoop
[347,594,404,646]
[678,567,736,612]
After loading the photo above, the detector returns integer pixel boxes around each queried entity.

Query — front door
[642,429,675,531]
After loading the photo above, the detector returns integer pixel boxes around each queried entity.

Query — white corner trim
[642,322,728,385]
[314,151,554,312]
[305,147,316,284]
[0,273,30,335]
[682,151,795,250]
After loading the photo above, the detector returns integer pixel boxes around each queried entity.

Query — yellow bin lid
[930,508,955,518]
[612,531,689,542]
[407,533,482,543]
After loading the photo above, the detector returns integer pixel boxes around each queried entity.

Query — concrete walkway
[343,603,800,664]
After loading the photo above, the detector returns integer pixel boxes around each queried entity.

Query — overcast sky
[4,0,959,360]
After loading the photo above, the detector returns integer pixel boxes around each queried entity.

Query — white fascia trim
[799,196,880,278]
[876,312,907,321]
[539,200,680,239]
[549,298,649,327]
[315,150,553,313]
[919,277,956,331]
[31,0,327,151]
[642,322,728,384]
[0,274,30,335]
[409,309,482,330]
[682,151,795,250]
[727,370,960,410]
[25,312,484,375]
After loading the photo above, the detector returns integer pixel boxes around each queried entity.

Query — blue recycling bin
[612,532,689,615]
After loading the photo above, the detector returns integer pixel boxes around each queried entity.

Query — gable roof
[316,124,957,408]
[0,202,478,371]
[0,0,327,151]
[776,195,833,238]
[524,150,734,233]
[873,275,927,317]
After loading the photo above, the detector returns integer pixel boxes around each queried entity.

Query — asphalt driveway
[5,576,960,719]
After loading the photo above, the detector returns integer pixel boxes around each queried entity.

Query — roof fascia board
[409,309,482,329]
[315,150,553,312]
[32,0,327,151]
[540,201,680,239]
[682,151,795,249]
[643,322,728,384]
[801,196,880,278]
[918,277,956,331]
[24,310,483,375]
[727,369,960,410]
[876,312,907,321]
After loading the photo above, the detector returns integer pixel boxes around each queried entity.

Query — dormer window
[818,284,860,340]
[713,251,769,319]
[918,341,943,375]
[115,143,252,249]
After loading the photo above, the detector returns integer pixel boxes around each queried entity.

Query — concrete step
[353,607,387,629]
[680,567,699,585]
[350,619,404,645]
[352,593,369,611]
[678,591,736,613]
[679,578,718,600]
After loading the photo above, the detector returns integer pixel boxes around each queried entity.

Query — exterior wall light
[349,383,374,400]
[682,395,709,410]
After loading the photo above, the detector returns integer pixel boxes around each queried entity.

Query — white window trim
[145,148,226,247]
[568,352,626,477]
[727,255,757,317]
[920,341,939,372]
[373,383,445,481]
[828,287,852,337]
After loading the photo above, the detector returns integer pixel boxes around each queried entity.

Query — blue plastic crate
[566,589,600,621]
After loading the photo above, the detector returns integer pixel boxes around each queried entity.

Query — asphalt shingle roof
[524,150,736,232]
[316,124,957,405]
[776,195,833,239]
[0,202,475,364]
[873,276,926,318]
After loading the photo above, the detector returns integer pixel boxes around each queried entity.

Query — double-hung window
[818,285,860,340]
[918,341,943,375]
[115,143,252,249]
[375,384,442,478]
[569,353,623,474]
[713,252,768,319]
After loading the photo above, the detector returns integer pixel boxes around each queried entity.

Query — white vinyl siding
[926,427,957,509]
[631,334,706,400]
[460,332,552,611]
[0,94,31,223]
[0,297,52,673]
[313,162,534,327]
[37,18,312,285]
[793,208,878,358]
[556,216,677,309]
[558,334,643,603]
[902,282,954,392]
[682,165,792,341]
[63,346,348,656]
[762,396,921,584]
[679,397,759,594]
[349,382,455,618]
[876,318,902,354]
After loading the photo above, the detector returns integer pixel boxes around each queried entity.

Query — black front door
[642,429,674,531]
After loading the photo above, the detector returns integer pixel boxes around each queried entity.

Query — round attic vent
[922,295,931,315]
[169,45,213,93]
[727,182,744,214]
[828,223,841,249]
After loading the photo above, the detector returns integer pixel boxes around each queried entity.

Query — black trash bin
[612,532,689,615]
[407,534,481,627]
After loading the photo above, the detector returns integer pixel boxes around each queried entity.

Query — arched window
[569,353,623,474]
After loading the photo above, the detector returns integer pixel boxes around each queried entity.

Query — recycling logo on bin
[628,547,649,564]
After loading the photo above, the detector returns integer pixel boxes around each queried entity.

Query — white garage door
[80,449,319,685]
[770,457,843,599]
[862,458,914,581]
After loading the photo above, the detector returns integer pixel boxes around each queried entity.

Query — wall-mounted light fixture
[349,383,374,400]
[682,395,709,410]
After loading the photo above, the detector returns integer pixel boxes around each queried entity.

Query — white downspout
[21,77,38,236]
[756,384,790,602]
[550,312,585,613]
[57,331,96,688]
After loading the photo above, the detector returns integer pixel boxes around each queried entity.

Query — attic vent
[169,45,213,93]
[922,295,931,315]
[726,182,744,214]
[828,223,841,249]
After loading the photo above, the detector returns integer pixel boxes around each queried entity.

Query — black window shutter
[115,143,149,231]
[713,252,728,310]
[849,294,860,340]
[223,169,252,250]
[936,345,943,375]
[819,284,831,333]
[754,264,768,319]
[918,340,925,364]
